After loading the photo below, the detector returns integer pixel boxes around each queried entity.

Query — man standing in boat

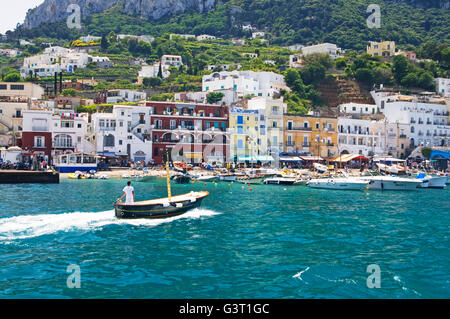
[116,181,135,205]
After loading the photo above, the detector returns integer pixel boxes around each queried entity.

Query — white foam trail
[293,267,310,280]
[0,208,219,241]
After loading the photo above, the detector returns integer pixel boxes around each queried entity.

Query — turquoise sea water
[0,178,449,299]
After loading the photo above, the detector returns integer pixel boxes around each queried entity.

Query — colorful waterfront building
[140,101,229,164]
[21,110,93,163]
[247,97,287,158]
[283,113,338,159]
[229,107,268,164]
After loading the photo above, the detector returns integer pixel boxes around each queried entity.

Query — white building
[339,103,378,115]
[252,31,265,39]
[247,97,287,156]
[169,34,195,40]
[372,91,450,147]
[436,78,450,97]
[196,34,216,41]
[205,64,241,71]
[91,105,153,162]
[22,110,94,159]
[79,35,101,42]
[21,46,92,77]
[174,89,238,106]
[337,117,385,156]
[202,70,287,98]
[0,48,20,58]
[300,43,342,59]
[138,63,170,81]
[161,55,183,68]
[106,90,147,104]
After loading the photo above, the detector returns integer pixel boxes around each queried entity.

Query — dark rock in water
[23,0,217,29]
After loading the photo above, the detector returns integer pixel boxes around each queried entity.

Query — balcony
[286,141,296,147]
[302,142,311,147]
[410,120,416,124]
[326,142,335,147]
[32,126,48,131]
[399,134,407,138]
[290,127,312,131]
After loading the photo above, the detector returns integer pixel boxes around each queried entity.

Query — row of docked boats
[307,173,449,191]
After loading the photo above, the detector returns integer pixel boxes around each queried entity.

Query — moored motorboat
[195,175,219,182]
[114,191,209,219]
[416,174,447,189]
[360,176,422,191]
[307,178,369,190]
[263,175,298,185]
[236,175,266,185]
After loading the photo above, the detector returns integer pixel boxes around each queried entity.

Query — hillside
[9,0,450,50]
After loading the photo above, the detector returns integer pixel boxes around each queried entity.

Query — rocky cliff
[23,0,217,29]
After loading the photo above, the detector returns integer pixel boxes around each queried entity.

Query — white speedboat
[361,176,422,191]
[263,175,298,185]
[313,163,328,173]
[416,174,447,189]
[307,178,369,190]
[195,175,219,182]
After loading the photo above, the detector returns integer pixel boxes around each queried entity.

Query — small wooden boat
[114,153,209,219]
[114,191,209,219]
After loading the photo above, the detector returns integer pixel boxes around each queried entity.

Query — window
[99,119,105,127]
[10,85,24,90]
[77,124,82,128]
[54,134,73,148]
[237,139,243,149]
[104,134,115,147]
[0,84,7,90]
[34,136,44,148]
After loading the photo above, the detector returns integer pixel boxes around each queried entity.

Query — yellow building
[229,108,267,162]
[284,114,338,158]
[366,41,396,57]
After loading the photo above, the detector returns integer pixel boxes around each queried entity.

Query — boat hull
[263,179,297,185]
[114,192,208,219]
[236,177,265,185]
[418,176,447,189]
[365,178,421,191]
[307,179,368,190]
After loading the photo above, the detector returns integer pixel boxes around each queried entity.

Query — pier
[0,170,60,184]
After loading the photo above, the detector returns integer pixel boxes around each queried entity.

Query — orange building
[283,114,338,158]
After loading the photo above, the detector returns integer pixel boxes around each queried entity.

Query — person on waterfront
[116,181,135,205]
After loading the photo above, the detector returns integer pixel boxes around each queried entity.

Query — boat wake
[0,208,219,241]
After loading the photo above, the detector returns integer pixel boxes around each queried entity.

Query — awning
[237,155,256,162]
[373,157,406,163]
[300,156,324,161]
[97,152,118,157]
[184,152,203,159]
[430,150,450,160]
[256,155,274,162]
[280,156,300,161]
[331,154,369,163]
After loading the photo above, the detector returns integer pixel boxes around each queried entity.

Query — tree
[157,63,163,78]
[421,147,432,159]
[3,73,21,82]
[61,89,78,97]
[207,92,224,104]
[355,68,374,84]
[392,55,410,84]
[101,35,109,51]
[143,77,162,88]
